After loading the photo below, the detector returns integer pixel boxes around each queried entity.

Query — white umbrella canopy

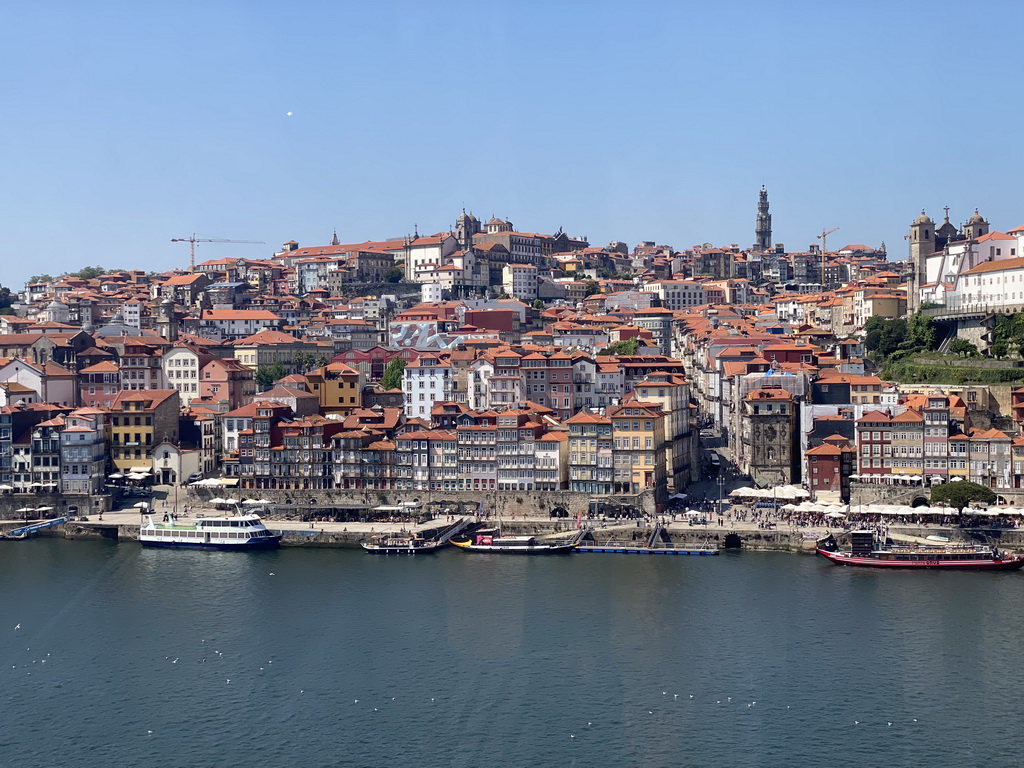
[35,506,53,512]
[824,511,847,519]
[208,497,227,505]
[0,484,13,490]
[729,487,759,497]
[132,501,150,509]
[241,499,262,505]
[108,473,124,479]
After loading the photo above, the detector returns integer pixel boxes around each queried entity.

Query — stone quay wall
[183,488,660,520]
[0,493,111,521]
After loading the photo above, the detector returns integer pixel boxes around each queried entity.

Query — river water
[3,539,1023,767]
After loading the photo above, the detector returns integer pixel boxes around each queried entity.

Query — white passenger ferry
[139,512,282,550]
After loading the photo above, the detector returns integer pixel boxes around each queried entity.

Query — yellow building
[608,402,666,496]
[109,389,180,472]
[304,362,365,417]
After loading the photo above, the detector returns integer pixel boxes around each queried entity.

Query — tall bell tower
[755,186,772,251]
[907,210,935,313]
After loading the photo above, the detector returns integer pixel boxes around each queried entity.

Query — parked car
[187,471,203,483]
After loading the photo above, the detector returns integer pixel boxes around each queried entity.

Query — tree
[531,299,545,310]
[904,311,938,352]
[384,267,404,283]
[599,338,639,356]
[291,351,311,372]
[991,340,1009,359]
[254,362,287,390]
[29,274,54,284]
[583,280,601,297]
[381,357,406,390]
[947,337,978,358]
[930,480,996,513]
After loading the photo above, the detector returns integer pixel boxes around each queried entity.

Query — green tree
[991,340,1009,359]
[599,338,639,356]
[384,267,404,283]
[531,299,545,310]
[904,311,938,352]
[291,351,311,372]
[381,357,407,390]
[930,480,997,513]
[947,337,978,358]
[254,362,287,390]
[28,274,54,284]
[583,280,601,297]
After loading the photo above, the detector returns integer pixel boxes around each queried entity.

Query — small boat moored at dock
[361,517,471,555]
[361,534,446,555]
[816,530,1024,570]
[451,530,576,554]
[140,512,281,550]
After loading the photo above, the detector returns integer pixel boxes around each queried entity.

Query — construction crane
[817,227,839,287]
[170,235,266,272]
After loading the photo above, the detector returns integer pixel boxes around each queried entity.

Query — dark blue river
[3,539,1023,767]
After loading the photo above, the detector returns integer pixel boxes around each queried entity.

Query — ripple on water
[2,541,1024,767]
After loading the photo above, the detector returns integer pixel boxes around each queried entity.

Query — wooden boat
[816,531,1024,571]
[361,533,446,555]
[451,530,576,554]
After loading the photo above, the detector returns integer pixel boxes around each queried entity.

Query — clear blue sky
[3,0,1021,288]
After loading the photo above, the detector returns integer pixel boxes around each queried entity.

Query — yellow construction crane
[170,235,266,272]
[817,226,839,285]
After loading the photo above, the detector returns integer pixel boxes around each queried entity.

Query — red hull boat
[816,531,1024,571]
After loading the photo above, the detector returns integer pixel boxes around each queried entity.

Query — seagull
[260,667,264,671]
[14,624,21,630]
[147,730,153,735]
[171,658,178,664]
[854,721,859,725]
[226,679,231,684]
[887,722,892,727]
[913,719,918,722]
[269,573,275,576]
[570,735,575,739]
[727,697,731,701]
[587,723,592,727]
[717,701,721,704]
[648,711,653,715]
[662,691,667,695]
[354,699,359,703]
[689,694,694,699]
[286,112,293,117]
[673,694,678,700]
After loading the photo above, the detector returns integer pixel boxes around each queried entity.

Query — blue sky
[2,0,1022,288]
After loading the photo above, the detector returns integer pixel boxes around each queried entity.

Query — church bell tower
[755,186,772,251]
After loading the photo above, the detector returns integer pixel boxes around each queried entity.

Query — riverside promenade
[38,503,988,554]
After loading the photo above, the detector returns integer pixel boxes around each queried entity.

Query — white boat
[140,512,281,550]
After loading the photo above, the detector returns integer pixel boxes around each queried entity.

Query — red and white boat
[816,531,1024,571]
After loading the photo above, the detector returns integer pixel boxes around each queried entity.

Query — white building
[421,283,443,303]
[162,345,208,406]
[402,352,453,419]
[405,234,460,284]
[641,280,706,310]
[502,264,539,300]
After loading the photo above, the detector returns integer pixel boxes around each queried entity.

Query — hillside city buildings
[6,194,1024,509]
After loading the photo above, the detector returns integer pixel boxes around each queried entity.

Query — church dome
[967,209,985,224]
[913,210,933,225]
[47,299,68,310]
